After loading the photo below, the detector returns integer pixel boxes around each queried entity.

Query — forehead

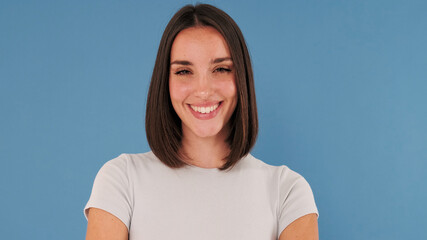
[170,26,231,62]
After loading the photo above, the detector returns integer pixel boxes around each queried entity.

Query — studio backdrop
[1,0,426,239]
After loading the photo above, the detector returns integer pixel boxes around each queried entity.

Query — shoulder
[245,154,316,207]
[102,151,162,169]
[96,151,165,179]
[243,154,303,182]
[248,155,319,237]
[254,155,315,204]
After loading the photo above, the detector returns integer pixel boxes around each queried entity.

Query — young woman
[85,4,318,240]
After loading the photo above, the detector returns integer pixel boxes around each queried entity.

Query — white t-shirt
[84,152,318,239]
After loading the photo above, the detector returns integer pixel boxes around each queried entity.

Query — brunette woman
[85,4,318,240]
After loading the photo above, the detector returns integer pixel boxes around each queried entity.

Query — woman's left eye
[214,67,231,73]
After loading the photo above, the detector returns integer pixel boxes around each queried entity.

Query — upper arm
[277,167,318,237]
[279,213,318,240]
[84,155,133,235]
[86,208,129,240]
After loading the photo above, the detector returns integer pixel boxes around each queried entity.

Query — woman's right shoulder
[99,151,163,174]
[106,151,156,164]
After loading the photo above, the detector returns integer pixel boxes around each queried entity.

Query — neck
[180,127,230,169]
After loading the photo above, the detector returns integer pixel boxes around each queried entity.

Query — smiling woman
[145,3,258,171]
[84,3,318,240]
[169,26,238,166]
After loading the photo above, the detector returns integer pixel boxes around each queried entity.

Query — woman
[85,4,318,240]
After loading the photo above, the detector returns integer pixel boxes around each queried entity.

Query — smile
[190,103,220,114]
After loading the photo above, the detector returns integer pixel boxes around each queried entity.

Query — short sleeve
[84,154,133,230]
[277,167,318,237]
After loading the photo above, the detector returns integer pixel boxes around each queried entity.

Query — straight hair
[146,3,258,171]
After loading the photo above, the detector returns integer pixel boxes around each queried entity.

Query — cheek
[217,77,237,99]
[169,79,191,103]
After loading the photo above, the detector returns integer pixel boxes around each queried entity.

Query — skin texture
[169,26,237,168]
[279,213,319,240]
[86,208,128,240]
[85,26,319,240]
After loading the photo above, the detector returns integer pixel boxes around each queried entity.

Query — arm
[86,208,129,240]
[279,213,318,240]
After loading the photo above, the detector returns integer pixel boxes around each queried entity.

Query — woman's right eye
[175,70,191,75]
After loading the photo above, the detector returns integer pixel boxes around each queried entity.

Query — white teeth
[190,103,219,114]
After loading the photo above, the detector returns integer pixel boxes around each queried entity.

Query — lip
[188,102,222,120]
[189,101,221,107]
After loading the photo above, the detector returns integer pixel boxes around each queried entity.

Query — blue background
[1,0,426,239]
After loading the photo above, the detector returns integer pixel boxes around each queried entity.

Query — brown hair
[146,3,258,171]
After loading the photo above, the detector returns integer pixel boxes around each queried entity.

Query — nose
[194,73,213,99]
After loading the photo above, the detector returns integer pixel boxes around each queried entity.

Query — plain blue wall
[1,0,426,239]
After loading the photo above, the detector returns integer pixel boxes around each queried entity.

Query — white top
[84,152,318,240]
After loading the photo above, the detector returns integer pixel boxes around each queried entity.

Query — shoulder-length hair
[146,3,258,171]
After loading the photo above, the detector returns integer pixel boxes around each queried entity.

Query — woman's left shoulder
[245,154,300,178]
[245,154,316,196]
[248,154,320,237]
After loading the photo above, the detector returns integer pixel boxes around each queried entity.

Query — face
[169,26,237,140]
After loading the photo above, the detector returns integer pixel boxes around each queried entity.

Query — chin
[190,125,224,139]
[193,129,221,138]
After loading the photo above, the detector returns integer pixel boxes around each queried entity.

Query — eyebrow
[170,57,232,66]
[170,60,192,66]
[212,57,232,64]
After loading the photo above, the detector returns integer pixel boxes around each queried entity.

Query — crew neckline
[146,151,252,173]
[183,153,252,173]
[184,162,223,173]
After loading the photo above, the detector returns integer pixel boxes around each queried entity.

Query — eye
[175,69,191,75]
[214,67,232,73]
